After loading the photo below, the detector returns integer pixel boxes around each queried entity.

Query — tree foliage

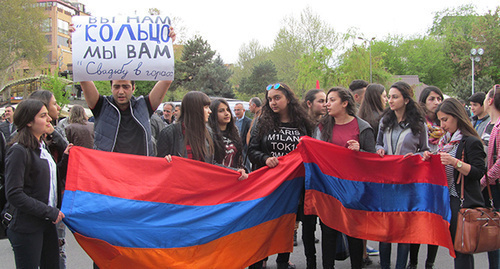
[0,0,47,87]
[238,61,278,97]
[173,36,233,97]
[41,71,70,106]
[451,75,495,101]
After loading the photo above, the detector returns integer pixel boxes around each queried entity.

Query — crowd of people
[1,27,499,269]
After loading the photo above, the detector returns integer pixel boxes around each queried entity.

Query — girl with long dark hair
[314,87,376,269]
[407,86,444,269]
[156,91,247,179]
[248,83,314,269]
[423,98,486,269]
[358,83,387,135]
[208,98,244,169]
[3,99,67,268]
[376,81,429,269]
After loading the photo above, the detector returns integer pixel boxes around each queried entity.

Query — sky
[77,0,498,64]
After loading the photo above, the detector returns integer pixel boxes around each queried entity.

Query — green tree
[429,5,500,84]
[0,0,47,87]
[333,44,392,88]
[451,75,495,101]
[41,71,70,106]
[238,61,278,97]
[173,36,233,97]
[296,47,335,95]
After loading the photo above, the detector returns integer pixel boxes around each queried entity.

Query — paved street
[0,222,488,268]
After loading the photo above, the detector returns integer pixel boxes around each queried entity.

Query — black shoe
[425,263,435,269]
[362,257,373,267]
[406,264,417,269]
[314,237,319,243]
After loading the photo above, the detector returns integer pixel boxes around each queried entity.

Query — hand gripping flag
[62,147,304,268]
[297,136,455,257]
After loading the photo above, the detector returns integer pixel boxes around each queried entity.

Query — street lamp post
[470,48,484,95]
[358,37,376,83]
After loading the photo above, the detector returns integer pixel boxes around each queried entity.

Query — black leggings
[7,223,60,269]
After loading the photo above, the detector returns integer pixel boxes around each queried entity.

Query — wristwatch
[456,160,463,168]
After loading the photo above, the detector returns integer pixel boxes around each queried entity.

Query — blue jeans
[379,242,410,269]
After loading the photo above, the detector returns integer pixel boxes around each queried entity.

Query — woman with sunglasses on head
[208,98,244,169]
[156,91,247,180]
[407,86,445,269]
[3,99,68,269]
[479,84,500,269]
[422,98,486,269]
[248,83,314,269]
[314,87,376,269]
[376,81,429,269]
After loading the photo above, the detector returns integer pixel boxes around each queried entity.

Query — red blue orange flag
[297,136,455,257]
[62,147,304,268]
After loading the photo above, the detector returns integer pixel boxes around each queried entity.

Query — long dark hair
[419,86,443,121]
[10,99,46,150]
[257,83,314,139]
[320,87,356,142]
[208,98,243,167]
[437,98,480,139]
[381,81,425,135]
[358,84,386,130]
[178,91,214,161]
[29,90,56,124]
[487,84,500,111]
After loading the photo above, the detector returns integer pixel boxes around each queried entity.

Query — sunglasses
[266,83,282,91]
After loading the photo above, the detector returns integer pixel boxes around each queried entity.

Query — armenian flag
[298,136,455,257]
[62,147,304,268]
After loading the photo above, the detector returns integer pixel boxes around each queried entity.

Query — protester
[468,92,490,138]
[314,87,375,269]
[248,82,314,269]
[246,97,262,146]
[423,98,486,269]
[28,90,69,268]
[407,86,445,269]
[348,79,369,108]
[376,81,429,269]
[299,89,326,265]
[157,92,247,180]
[161,103,175,125]
[303,89,326,123]
[479,84,500,269]
[3,99,67,269]
[65,105,94,149]
[174,104,181,123]
[0,106,16,143]
[358,83,387,136]
[208,98,244,169]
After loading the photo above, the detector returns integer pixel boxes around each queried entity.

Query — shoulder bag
[454,164,500,253]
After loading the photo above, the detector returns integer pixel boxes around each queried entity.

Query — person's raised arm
[149,81,172,110]
[80,81,100,109]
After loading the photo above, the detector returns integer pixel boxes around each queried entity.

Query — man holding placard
[71,15,176,157]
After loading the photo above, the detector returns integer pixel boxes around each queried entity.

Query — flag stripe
[304,162,451,221]
[74,213,295,269]
[300,137,448,186]
[65,147,304,206]
[62,177,303,249]
[304,189,455,256]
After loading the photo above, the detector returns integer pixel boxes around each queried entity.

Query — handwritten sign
[71,16,174,82]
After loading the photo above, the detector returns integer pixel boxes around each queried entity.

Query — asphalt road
[0,223,488,268]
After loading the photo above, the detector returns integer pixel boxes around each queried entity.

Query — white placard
[71,16,175,82]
